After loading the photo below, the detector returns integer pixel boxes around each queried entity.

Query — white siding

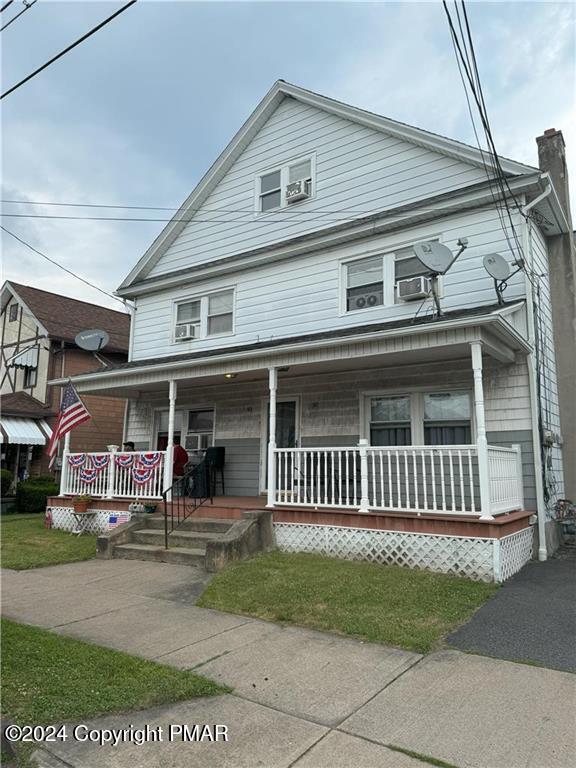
[132,207,527,361]
[146,98,489,278]
[529,224,564,505]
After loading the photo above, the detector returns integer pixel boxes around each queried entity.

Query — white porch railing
[273,443,524,517]
[61,451,166,499]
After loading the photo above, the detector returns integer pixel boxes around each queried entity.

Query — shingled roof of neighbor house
[6,283,130,353]
[1,392,55,419]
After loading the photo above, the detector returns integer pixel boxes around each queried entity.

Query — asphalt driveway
[448,545,576,672]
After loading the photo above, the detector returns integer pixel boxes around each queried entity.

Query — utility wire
[1,0,37,32]
[1,1,15,13]
[1,0,137,99]
[1,224,125,305]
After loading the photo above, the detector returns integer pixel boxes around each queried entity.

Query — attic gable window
[9,304,18,322]
[257,157,314,213]
[174,289,234,342]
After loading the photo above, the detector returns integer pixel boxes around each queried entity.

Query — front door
[260,398,299,492]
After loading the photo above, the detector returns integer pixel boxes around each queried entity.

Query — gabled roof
[119,80,537,292]
[2,282,130,353]
[1,392,55,419]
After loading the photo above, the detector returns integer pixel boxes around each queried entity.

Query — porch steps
[144,516,233,533]
[113,542,207,567]
[132,528,223,549]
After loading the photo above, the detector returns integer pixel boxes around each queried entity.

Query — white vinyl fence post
[512,444,524,509]
[59,431,71,496]
[471,342,492,519]
[266,367,278,508]
[358,438,370,513]
[163,380,177,497]
[106,446,117,499]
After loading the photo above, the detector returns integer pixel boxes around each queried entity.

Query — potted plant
[72,494,92,514]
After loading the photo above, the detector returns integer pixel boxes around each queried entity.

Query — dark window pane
[395,255,427,280]
[370,426,412,446]
[424,424,471,445]
[261,170,281,193]
[261,190,281,211]
[346,282,384,311]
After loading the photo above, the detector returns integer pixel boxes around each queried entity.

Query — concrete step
[145,515,234,533]
[132,528,226,549]
[113,543,206,567]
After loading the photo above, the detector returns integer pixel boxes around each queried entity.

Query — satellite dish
[75,329,109,351]
[483,253,511,281]
[413,242,454,275]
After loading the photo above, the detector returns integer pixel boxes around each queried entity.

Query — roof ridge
[7,281,128,317]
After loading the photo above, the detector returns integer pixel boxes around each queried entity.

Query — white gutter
[49,307,529,388]
[521,180,552,217]
[521,212,548,562]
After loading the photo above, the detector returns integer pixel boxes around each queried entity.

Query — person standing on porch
[172,438,189,480]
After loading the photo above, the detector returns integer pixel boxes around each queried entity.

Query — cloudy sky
[2,0,574,310]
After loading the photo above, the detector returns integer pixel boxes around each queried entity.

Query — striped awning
[7,346,39,368]
[0,417,52,445]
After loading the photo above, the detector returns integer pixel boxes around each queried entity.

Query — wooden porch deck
[47,494,533,539]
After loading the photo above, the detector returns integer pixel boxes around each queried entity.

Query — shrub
[15,478,59,515]
[1,469,14,496]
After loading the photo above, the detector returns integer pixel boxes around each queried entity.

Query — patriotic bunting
[137,452,162,469]
[114,453,135,468]
[79,467,100,484]
[132,466,154,485]
[92,454,110,469]
[67,454,86,468]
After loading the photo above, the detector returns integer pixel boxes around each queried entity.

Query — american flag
[108,513,130,530]
[47,382,91,465]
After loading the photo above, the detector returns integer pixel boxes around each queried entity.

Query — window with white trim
[9,304,18,322]
[367,391,472,446]
[257,157,313,212]
[174,289,234,342]
[23,366,37,388]
[345,255,384,312]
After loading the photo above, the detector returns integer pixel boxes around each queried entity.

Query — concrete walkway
[448,546,576,672]
[2,559,575,768]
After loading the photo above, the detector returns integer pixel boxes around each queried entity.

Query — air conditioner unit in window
[286,180,310,204]
[353,293,382,310]
[175,323,198,341]
[396,276,432,301]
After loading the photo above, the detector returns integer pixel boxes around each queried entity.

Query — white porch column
[59,431,71,496]
[471,342,492,519]
[105,446,117,500]
[163,380,177,495]
[358,438,370,513]
[266,367,277,508]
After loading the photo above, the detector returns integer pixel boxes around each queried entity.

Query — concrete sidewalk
[2,560,575,768]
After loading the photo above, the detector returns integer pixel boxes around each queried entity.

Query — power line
[1,2,15,13]
[1,0,137,99]
[1,224,125,305]
[1,0,38,32]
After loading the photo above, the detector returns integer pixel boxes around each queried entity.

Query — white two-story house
[52,81,569,581]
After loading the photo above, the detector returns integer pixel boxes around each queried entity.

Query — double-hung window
[367,391,472,446]
[257,157,314,212]
[345,256,384,312]
[174,289,234,342]
[23,366,37,388]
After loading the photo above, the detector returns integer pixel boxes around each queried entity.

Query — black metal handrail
[163,459,212,548]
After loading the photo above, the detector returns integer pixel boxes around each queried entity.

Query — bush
[15,479,59,515]
[1,469,14,496]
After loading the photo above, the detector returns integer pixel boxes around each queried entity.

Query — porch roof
[50,301,530,397]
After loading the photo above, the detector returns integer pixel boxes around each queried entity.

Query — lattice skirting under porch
[47,507,132,535]
[274,523,533,582]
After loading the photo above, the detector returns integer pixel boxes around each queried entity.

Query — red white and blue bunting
[79,467,99,484]
[67,454,86,468]
[137,452,162,469]
[132,466,154,485]
[92,454,110,470]
[114,453,135,468]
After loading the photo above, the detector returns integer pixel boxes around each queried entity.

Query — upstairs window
[23,366,37,388]
[345,255,384,312]
[174,289,234,342]
[257,157,314,212]
[9,304,18,322]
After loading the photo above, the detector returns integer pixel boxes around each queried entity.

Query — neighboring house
[50,81,572,581]
[1,282,130,486]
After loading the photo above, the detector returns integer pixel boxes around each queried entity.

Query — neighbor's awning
[0,417,52,445]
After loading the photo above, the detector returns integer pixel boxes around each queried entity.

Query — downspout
[521,182,552,561]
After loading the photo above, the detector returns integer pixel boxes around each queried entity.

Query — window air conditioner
[184,433,201,451]
[175,323,197,341]
[286,180,310,204]
[396,276,432,301]
[353,293,382,310]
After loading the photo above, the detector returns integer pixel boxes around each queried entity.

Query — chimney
[534,128,576,501]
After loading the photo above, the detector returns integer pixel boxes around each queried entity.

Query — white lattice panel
[274,523,496,581]
[48,507,131,535]
[498,527,533,581]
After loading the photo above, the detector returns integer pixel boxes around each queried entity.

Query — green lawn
[1,514,96,570]
[198,552,498,653]
[1,618,227,727]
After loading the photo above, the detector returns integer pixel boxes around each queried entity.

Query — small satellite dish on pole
[482,253,521,305]
[75,329,110,352]
[413,242,454,275]
[412,238,469,318]
[483,253,511,281]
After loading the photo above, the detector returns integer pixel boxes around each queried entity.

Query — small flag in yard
[47,382,91,467]
[108,514,130,530]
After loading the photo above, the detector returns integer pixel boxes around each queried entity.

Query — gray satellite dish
[75,329,110,351]
[483,253,511,281]
[413,242,454,275]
